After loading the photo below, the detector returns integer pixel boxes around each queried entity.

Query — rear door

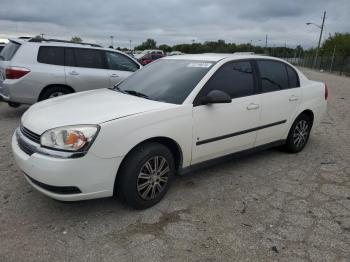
[105,51,140,87]
[64,48,110,92]
[254,59,301,146]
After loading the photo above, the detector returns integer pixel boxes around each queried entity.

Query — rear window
[37,46,64,66]
[257,60,289,92]
[0,41,21,61]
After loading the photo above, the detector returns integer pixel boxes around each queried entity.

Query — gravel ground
[0,68,349,262]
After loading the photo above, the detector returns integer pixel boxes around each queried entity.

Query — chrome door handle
[289,95,299,101]
[69,71,79,76]
[110,74,119,77]
[247,103,260,110]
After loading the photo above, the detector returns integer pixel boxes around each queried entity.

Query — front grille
[25,174,82,194]
[20,125,41,144]
[18,136,35,155]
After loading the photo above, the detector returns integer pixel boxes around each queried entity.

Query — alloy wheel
[137,156,170,200]
[293,119,309,148]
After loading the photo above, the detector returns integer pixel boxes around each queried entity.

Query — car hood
[21,89,175,134]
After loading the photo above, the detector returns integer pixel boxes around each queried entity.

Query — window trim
[105,51,140,72]
[254,58,300,94]
[193,59,259,106]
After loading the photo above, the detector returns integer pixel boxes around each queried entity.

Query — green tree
[71,36,82,43]
[135,39,157,50]
[320,33,350,57]
[159,44,172,52]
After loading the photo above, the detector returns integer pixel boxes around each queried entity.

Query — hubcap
[49,92,65,98]
[137,156,170,200]
[293,120,309,148]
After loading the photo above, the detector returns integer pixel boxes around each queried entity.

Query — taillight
[5,67,30,79]
[325,84,328,100]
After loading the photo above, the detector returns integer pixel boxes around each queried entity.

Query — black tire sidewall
[117,142,175,209]
[39,86,72,101]
[286,114,311,153]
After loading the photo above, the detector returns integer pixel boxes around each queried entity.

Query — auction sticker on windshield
[187,62,212,68]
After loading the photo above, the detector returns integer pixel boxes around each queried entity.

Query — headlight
[41,125,100,152]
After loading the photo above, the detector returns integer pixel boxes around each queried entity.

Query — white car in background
[0,38,141,107]
[12,54,327,209]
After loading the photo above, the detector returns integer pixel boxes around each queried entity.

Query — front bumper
[12,132,123,201]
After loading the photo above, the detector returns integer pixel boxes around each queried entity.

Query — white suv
[0,38,141,107]
[12,54,327,209]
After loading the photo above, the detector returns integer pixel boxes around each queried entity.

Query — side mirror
[200,90,231,105]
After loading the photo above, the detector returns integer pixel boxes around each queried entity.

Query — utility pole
[329,45,336,72]
[129,40,132,50]
[313,11,326,69]
[265,34,268,48]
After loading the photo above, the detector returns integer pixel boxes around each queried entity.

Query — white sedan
[12,54,327,209]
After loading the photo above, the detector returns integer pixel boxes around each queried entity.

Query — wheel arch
[38,84,75,101]
[113,136,184,194]
[299,109,314,127]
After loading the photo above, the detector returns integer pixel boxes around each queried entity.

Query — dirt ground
[0,68,349,262]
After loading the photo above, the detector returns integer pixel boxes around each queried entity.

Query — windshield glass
[115,59,214,104]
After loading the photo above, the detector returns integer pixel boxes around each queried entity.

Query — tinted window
[37,46,64,66]
[115,59,213,104]
[73,48,105,69]
[257,60,289,92]
[286,65,300,88]
[65,48,75,66]
[198,61,255,99]
[0,41,20,61]
[151,54,163,60]
[0,46,4,52]
[106,52,139,72]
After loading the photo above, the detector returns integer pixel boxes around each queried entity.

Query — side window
[64,48,75,66]
[37,46,64,66]
[199,61,255,99]
[286,65,300,88]
[73,48,105,69]
[257,60,289,92]
[106,52,139,72]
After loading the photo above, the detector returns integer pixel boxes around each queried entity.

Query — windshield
[114,59,214,104]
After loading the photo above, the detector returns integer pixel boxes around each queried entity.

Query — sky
[0,0,349,49]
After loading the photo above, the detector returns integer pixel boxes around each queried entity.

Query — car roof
[164,53,284,62]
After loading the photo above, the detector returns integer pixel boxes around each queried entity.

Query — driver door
[191,60,261,164]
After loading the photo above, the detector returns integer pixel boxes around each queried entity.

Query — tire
[285,113,312,153]
[39,86,73,101]
[116,142,175,210]
[8,102,21,108]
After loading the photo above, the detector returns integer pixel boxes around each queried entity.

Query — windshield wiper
[123,90,150,99]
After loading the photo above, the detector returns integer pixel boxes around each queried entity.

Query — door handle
[110,74,119,77]
[246,103,260,110]
[289,95,299,102]
[69,71,79,76]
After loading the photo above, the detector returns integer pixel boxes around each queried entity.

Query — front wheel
[285,114,312,153]
[116,142,175,209]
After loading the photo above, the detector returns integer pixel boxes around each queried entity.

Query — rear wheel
[116,142,175,209]
[285,114,312,153]
[8,102,21,108]
[39,86,73,101]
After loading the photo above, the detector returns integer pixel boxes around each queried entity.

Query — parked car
[138,53,165,65]
[134,49,164,58]
[12,54,327,209]
[0,42,5,53]
[0,38,141,107]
